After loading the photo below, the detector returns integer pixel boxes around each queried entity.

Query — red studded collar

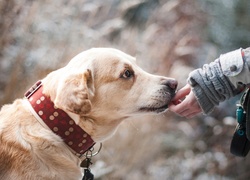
[24,81,95,156]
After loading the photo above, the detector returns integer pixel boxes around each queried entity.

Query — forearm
[188,48,250,114]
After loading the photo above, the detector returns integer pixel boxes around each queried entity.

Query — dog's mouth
[139,103,169,113]
[139,90,175,113]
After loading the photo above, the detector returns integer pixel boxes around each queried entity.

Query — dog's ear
[54,69,94,117]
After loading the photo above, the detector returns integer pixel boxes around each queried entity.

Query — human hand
[169,84,202,118]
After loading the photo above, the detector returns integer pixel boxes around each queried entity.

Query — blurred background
[1,0,250,179]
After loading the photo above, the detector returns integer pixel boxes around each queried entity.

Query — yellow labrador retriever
[0,48,177,180]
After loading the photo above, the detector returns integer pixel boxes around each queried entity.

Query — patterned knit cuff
[188,60,236,114]
[191,83,215,114]
[188,69,217,114]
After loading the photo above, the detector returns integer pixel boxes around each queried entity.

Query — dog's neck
[24,81,95,156]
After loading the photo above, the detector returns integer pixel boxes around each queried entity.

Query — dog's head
[43,48,177,140]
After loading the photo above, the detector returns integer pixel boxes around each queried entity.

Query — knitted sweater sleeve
[188,48,250,114]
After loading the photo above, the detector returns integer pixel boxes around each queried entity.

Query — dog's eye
[122,69,133,79]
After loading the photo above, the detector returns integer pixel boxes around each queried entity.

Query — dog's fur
[0,48,177,180]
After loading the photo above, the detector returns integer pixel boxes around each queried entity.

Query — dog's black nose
[165,79,178,90]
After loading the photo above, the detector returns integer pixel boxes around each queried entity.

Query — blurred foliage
[198,0,250,51]
[0,0,250,179]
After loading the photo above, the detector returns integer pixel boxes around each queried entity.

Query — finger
[177,108,191,117]
[170,94,192,113]
[169,102,189,115]
[171,99,182,105]
[168,102,185,113]
[185,110,202,119]
[172,84,191,101]
[168,105,187,117]
[178,103,202,117]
